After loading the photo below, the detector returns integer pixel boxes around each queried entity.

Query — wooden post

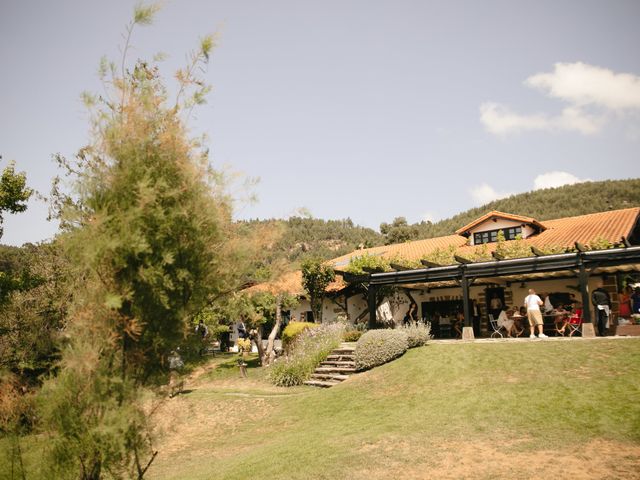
[461,273,475,340]
[367,285,377,329]
[578,261,591,325]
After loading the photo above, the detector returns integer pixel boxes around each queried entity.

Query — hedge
[281,321,318,351]
[355,329,409,371]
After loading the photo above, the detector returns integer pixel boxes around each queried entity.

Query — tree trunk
[250,326,265,366]
[262,296,282,366]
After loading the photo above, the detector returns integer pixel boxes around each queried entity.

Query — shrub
[399,322,431,348]
[343,330,363,342]
[355,329,409,371]
[268,323,345,387]
[281,321,318,351]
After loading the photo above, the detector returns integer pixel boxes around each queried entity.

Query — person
[237,318,247,339]
[471,299,481,337]
[489,294,503,319]
[557,305,583,336]
[524,288,547,339]
[543,293,554,314]
[403,302,417,325]
[452,310,464,339]
[632,287,640,314]
[618,286,632,319]
[195,319,208,338]
[591,281,611,336]
[497,306,516,337]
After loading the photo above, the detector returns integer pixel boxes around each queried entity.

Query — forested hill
[379,178,640,244]
[238,179,640,261]
[236,217,384,265]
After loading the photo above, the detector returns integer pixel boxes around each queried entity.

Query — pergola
[344,245,640,336]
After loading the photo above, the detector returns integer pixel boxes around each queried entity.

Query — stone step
[326,354,355,361]
[310,373,350,381]
[320,360,355,367]
[315,366,356,374]
[332,349,355,355]
[303,379,341,388]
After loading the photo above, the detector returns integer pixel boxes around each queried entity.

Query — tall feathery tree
[37,4,245,478]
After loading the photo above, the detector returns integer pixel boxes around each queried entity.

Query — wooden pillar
[367,285,377,329]
[461,275,471,327]
[461,274,475,340]
[578,261,592,325]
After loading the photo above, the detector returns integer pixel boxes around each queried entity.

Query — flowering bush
[267,323,345,387]
[355,329,409,371]
[399,322,431,348]
[343,329,363,342]
[281,321,318,352]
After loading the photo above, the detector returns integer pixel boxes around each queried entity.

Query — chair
[567,309,583,337]
[488,314,504,338]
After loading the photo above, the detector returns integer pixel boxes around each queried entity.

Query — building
[254,207,640,337]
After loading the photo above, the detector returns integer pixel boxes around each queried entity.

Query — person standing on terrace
[591,281,611,336]
[524,289,547,339]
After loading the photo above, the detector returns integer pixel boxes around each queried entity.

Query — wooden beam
[622,236,632,248]
[575,241,588,252]
[390,262,412,272]
[492,251,506,260]
[454,254,473,264]
[531,246,546,257]
[420,259,443,268]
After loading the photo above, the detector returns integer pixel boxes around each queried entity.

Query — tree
[301,258,335,323]
[0,157,33,240]
[38,4,242,478]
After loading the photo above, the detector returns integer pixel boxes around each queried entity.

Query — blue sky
[1,0,639,246]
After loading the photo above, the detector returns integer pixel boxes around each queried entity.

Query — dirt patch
[351,437,640,480]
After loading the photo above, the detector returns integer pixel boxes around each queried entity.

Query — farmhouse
[254,207,640,338]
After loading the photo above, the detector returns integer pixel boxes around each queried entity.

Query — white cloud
[480,103,603,136]
[469,183,513,205]
[526,62,640,111]
[480,62,640,136]
[533,171,591,190]
[422,212,436,223]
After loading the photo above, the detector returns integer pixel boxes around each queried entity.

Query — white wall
[468,218,535,245]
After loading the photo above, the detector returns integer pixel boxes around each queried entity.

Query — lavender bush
[355,329,409,371]
[399,321,431,348]
[267,323,346,387]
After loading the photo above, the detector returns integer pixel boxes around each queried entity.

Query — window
[474,227,522,244]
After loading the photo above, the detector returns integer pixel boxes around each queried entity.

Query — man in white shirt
[524,288,547,339]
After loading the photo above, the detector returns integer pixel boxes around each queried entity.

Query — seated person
[452,311,464,339]
[557,306,583,336]
[497,306,517,337]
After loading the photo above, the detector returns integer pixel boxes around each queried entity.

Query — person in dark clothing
[591,282,611,336]
[403,302,417,325]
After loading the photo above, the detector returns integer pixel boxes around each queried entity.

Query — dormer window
[473,226,522,245]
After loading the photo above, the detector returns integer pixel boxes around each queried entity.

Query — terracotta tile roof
[249,207,640,295]
[455,210,546,235]
[246,270,346,296]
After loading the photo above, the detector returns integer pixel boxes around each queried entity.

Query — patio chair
[488,314,504,338]
[567,309,583,337]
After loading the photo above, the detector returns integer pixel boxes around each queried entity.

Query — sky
[1,0,639,246]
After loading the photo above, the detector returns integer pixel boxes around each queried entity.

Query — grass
[6,339,640,479]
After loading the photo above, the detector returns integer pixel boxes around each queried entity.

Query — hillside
[379,178,640,244]
[240,178,640,254]
[139,338,640,480]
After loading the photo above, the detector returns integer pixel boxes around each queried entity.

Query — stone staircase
[304,343,357,388]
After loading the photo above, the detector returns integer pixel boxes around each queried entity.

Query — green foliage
[354,329,409,371]
[399,322,431,348]
[0,159,33,239]
[345,253,391,275]
[587,236,616,250]
[0,242,75,382]
[380,217,429,245]
[342,329,363,342]
[494,234,534,260]
[267,323,344,387]
[236,216,383,270]
[281,321,318,351]
[422,245,457,266]
[301,258,335,322]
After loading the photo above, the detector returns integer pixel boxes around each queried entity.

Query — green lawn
[147,338,640,480]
